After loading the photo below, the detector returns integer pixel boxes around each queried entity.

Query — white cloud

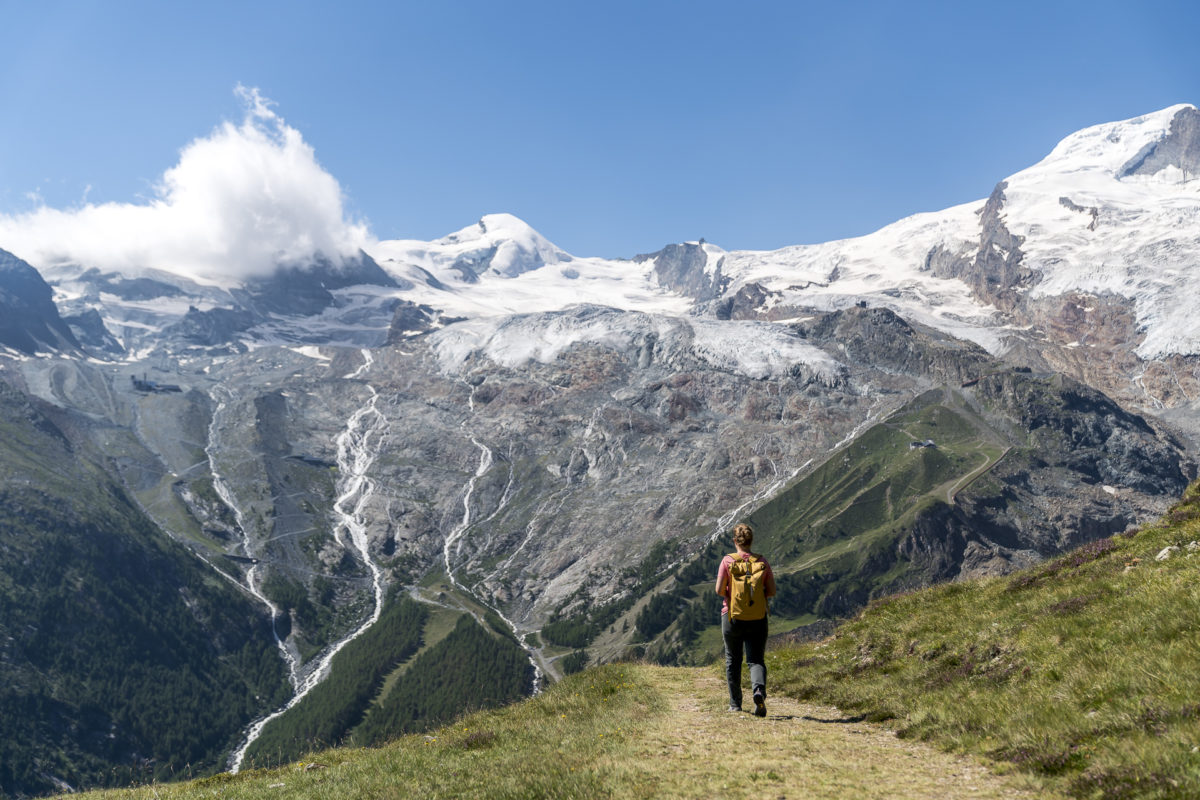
[0,86,371,285]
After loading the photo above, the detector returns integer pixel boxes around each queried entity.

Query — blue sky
[1,0,1198,262]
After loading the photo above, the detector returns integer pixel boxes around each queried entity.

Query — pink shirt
[716,552,776,616]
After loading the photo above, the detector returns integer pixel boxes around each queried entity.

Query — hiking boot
[752,689,766,717]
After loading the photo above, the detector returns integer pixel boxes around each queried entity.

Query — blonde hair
[733,522,754,549]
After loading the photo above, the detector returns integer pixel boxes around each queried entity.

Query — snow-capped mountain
[43,250,400,356]
[708,104,1199,346]
[374,213,570,282]
[370,105,1200,435]
[31,105,1199,422]
[372,213,691,325]
[699,104,1200,433]
[357,106,1200,363]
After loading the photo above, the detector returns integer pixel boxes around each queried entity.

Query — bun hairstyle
[733,522,754,549]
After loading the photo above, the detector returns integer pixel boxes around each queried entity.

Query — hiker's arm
[715,558,729,596]
[765,562,777,598]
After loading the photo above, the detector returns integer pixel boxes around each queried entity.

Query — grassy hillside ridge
[70,665,1048,800]
[771,478,1200,799]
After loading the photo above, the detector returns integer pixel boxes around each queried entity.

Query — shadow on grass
[801,714,869,724]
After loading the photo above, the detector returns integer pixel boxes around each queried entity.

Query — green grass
[76,665,660,800]
[69,663,1053,800]
[769,479,1200,799]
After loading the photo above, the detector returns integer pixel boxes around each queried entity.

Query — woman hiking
[715,522,776,716]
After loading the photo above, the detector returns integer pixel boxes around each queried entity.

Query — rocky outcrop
[0,249,81,355]
[386,300,441,341]
[802,306,993,386]
[241,250,399,316]
[635,241,727,303]
[714,282,779,320]
[76,268,186,301]
[167,305,257,347]
[1120,106,1200,178]
[924,182,1038,312]
[63,308,124,356]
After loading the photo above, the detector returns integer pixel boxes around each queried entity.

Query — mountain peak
[1034,103,1198,178]
[440,213,570,278]
[1119,104,1200,178]
[373,214,571,286]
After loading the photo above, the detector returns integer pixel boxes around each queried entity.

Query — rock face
[925,182,1037,312]
[240,250,399,316]
[900,369,1192,586]
[17,304,1189,659]
[166,305,258,348]
[634,241,727,303]
[63,308,124,356]
[385,300,443,341]
[0,249,81,355]
[1120,105,1200,177]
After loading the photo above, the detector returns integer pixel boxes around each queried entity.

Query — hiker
[715,522,776,716]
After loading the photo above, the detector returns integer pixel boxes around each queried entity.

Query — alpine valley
[1,105,1198,796]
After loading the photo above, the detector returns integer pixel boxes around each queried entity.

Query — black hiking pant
[722,612,767,709]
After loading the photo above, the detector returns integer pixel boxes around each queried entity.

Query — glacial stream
[228,350,390,772]
[441,428,545,693]
[206,386,300,686]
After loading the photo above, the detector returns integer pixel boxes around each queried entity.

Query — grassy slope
[770,479,1200,799]
[71,665,1046,800]
[755,390,1005,567]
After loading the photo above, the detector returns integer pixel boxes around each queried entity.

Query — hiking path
[623,667,1058,800]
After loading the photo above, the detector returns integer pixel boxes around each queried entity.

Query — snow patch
[289,346,331,362]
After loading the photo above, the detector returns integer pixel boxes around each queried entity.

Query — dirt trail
[614,667,1057,800]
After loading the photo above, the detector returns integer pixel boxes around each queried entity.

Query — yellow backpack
[727,553,768,621]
